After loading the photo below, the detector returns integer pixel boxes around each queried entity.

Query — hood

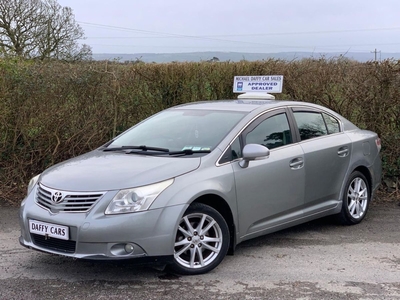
[40,150,201,192]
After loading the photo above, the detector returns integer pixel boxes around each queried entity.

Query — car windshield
[108,109,247,153]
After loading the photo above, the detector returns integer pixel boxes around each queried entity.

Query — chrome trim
[215,107,284,167]
[215,104,345,167]
[287,104,345,132]
[35,184,106,214]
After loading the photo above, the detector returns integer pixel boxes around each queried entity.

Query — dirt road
[1,202,399,299]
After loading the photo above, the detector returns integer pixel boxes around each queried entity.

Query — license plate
[29,220,69,241]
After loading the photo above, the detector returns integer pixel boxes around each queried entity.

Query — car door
[290,108,352,215]
[231,109,306,240]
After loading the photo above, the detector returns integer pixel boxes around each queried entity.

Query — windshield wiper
[103,146,210,156]
[168,149,211,156]
[103,145,170,152]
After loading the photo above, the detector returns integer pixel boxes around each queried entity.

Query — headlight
[27,174,40,195]
[105,179,174,215]
[22,174,41,207]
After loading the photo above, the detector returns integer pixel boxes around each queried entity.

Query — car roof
[170,99,325,113]
[170,98,359,131]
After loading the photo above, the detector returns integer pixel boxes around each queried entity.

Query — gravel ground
[0,201,399,299]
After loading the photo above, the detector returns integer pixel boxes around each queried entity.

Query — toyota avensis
[20,93,382,275]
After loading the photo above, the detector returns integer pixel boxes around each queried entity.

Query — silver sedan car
[19,95,382,275]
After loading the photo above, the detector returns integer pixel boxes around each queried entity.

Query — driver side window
[245,113,292,150]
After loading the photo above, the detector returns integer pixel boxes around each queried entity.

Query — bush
[0,58,399,204]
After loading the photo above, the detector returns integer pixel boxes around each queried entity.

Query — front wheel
[168,203,230,275]
[338,171,371,225]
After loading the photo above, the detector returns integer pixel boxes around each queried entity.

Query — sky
[57,0,400,55]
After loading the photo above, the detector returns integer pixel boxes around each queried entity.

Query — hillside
[92,51,400,63]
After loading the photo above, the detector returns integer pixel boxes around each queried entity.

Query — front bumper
[19,190,186,260]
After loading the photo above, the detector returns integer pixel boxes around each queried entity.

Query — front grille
[36,184,105,213]
[31,233,76,253]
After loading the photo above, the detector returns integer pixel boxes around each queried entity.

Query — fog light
[124,243,135,254]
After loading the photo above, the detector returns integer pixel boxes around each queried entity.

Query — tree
[0,0,91,61]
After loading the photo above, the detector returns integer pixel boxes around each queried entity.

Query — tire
[338,171,371,225]
[168,203,230,275]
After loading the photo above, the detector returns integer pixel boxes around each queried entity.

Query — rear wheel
[168,203,229,275]
[339,171,370,225]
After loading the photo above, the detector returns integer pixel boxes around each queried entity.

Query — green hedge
[1,58,399,204]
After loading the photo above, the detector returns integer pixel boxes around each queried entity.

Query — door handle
[289,158,304,169]
[338,147,349,157]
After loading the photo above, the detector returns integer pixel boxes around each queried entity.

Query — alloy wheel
[174,212,223,269]
[346,177,368,219]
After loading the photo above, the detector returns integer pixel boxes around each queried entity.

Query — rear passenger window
[245,113,292,149]
[323,113,340,134]
[293,112,327,141]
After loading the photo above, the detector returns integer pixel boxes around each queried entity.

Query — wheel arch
[336,164,374,217]
[192,194,236,255]
[338,166,372,225]
[340,164,373,201]
[353,165,372,192]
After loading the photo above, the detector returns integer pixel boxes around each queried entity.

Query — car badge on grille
[52,191,64,203]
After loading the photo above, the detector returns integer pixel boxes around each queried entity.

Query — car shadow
[30,215,341,280]
[29,208,386,280]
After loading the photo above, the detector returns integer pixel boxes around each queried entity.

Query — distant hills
[92,51,400,63]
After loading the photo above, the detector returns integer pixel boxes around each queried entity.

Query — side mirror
[239,144,270,168]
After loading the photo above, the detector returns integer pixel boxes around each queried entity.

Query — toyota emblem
[52,191,63,203]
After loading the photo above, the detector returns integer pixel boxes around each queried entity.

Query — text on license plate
[29,220,69,240]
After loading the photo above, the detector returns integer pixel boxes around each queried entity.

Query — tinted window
[245,113,292,149]
[293,112,328,141]
[323,113,340,134]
